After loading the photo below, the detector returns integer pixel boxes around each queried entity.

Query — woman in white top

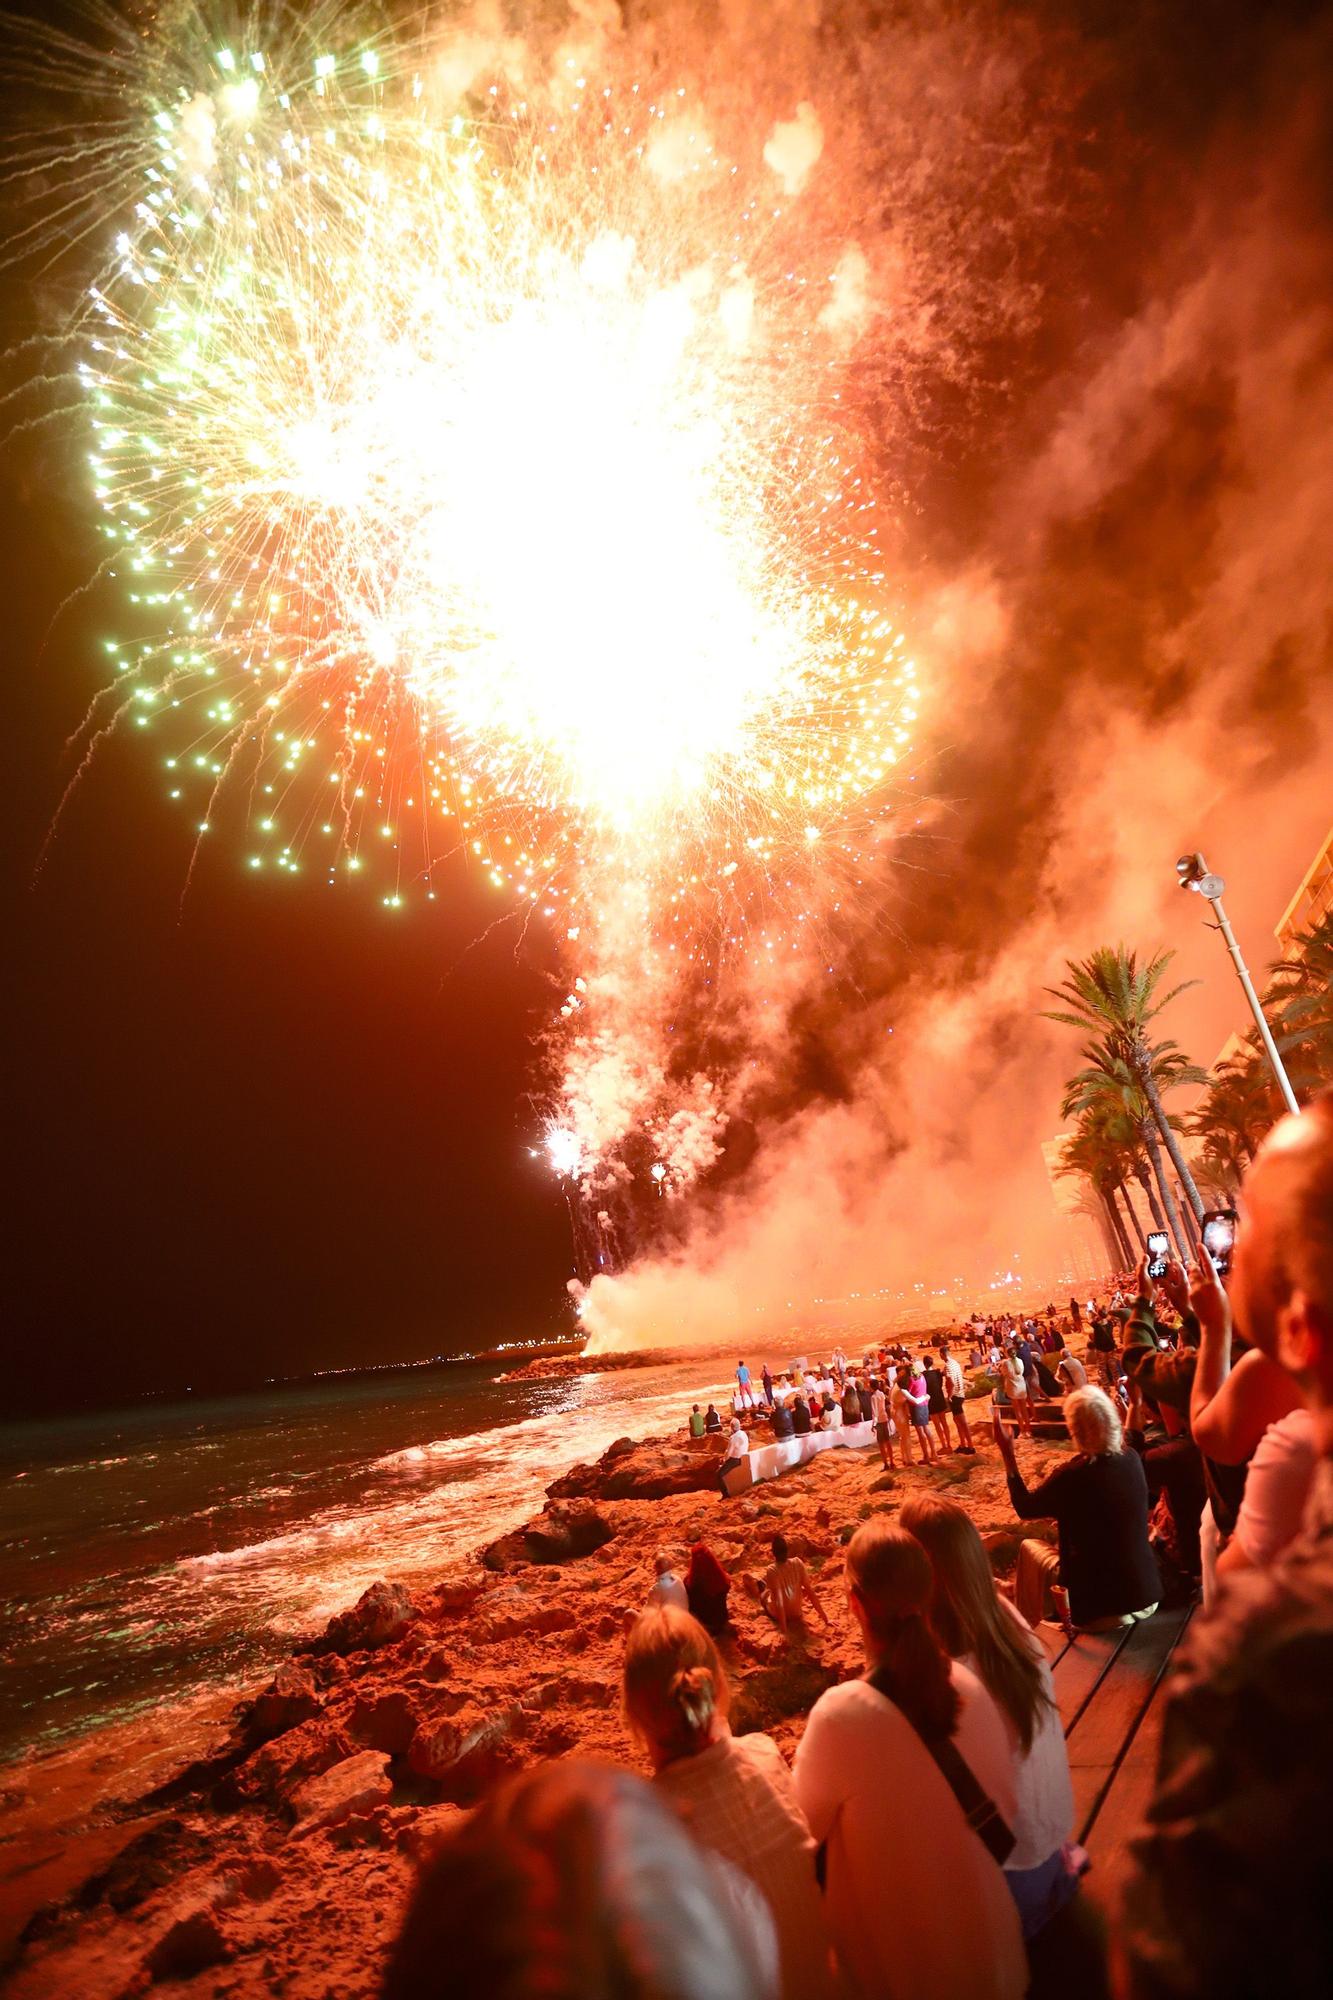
[793,1520,1026,2000]
[1000,1350,1033,1434]
[901,1495,1078,1939]
[623,1606,834,1999]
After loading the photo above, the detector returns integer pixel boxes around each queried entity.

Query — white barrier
[723,1420,877,1494]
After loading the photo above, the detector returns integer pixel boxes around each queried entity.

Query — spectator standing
[760,1363,774,1408]
[902,1497,1081,1944]
[736,1361,755,1410]
[941,1346,978,1452]
[925,1355,955,1452]
[1000,1349,1034,1435]
[1120,1091,1333,1998]
[793,1521,1026,2000]
[871,1378,897,1471]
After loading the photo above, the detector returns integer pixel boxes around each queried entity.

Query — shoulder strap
[865,1669,1016,1866]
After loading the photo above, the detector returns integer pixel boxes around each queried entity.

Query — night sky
[4,0,1332,1415]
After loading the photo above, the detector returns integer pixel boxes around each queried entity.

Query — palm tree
[1058,1043,1197,1261]
[1074,1100,1152,1253]
[1187,1049,1285,1196]
[1055,1126,1134,1267]
[1045,947,1209,1222]
[1268,910,1333,1086]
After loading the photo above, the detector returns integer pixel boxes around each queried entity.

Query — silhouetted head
[382,1759,770,2000]
[1230,1090,1333,1414]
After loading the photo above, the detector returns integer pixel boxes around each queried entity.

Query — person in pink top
[623,1605,834,1999]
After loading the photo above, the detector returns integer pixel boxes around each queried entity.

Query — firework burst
[33,1,925,1238]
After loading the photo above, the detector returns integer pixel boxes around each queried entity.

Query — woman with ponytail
[901,1495,1081,1943]
[793,1519,1026,2000]
[622,1607,834,1999]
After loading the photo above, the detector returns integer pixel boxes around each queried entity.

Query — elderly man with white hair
[994,1384,1159,1631]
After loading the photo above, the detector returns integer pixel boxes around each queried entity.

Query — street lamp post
[1176,852,1302,1117]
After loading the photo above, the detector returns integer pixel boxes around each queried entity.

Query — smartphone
[1146,1231,1170,1281]
[1201,1208,1238,1277]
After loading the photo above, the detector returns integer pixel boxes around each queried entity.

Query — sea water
[0,1356,730,1766]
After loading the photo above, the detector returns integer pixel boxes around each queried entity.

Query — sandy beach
[0,1388,1068,1998]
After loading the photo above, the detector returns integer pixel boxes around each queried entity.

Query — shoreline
[1,1393,1069,1997]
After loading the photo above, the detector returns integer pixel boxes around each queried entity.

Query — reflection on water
[0,1359,728,1765]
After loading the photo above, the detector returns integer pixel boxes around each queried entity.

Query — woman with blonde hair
[901,1494,1080,1941]
[996,1385,1159,1630]
[622,1607,833,1998]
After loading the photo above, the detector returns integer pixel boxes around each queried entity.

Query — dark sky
[4,0,1331,1414]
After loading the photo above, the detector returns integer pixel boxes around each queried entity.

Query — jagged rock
[232,1857,284,1902]
[535,1674,616,1710]
[76,1818,215,1915]
[406,1708,524,1804]
[397,1804,467,1866]
[425,1575,486,1618]
[309,1579,417,1656]
[288,1750,393,1833]
[242,1662,323,1745]
[146,1908,229,1982]
[222,1718,354,1810]
[481,1499,616,1570]
[418,1649,452,1683]
[868,1473,897,1493]
[473,1586,578,1642]
[349,1689,421,1755]
[548,1440,718,1502]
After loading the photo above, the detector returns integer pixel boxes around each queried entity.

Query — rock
[473,1586,578,1642]
[242,1662,323,1744]
[481,1499,616,1570]
[730,1659,840,1736]
[536,1674,616,1710]
[418,1649,452,1682]
[868,1473,897,1493]
[309,1579,417,1656]
[397,1804,466,1867]
[349,1689,421,1756]
[146,1908,230,1982]
[548,1439,718,1502]
[76,1818,215,1915]
[222,1718,354,1810]
[425,1575,486,1618]
[233,1857,284,1902]
[406,1709,524,1804]
[288,1750,393,1833]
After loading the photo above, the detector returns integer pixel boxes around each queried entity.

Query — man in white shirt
[718,1417,749,1496]
[939,1346,977,1453]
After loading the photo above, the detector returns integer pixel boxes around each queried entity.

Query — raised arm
[1188,1255,1301,1463]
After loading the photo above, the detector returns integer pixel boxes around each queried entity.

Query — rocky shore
[0,1415,1068,1999]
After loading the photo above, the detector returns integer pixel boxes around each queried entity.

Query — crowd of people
[382,1087,1333,1998]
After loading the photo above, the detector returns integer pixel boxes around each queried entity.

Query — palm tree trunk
[1101,1190,1133,1267]
[1143,1122,1191,1261]
[1175,1187,1201,1255]
[1140,1065,1206,1221]
[1114,1180,1146,1249]
[1133,1166,1164,1235]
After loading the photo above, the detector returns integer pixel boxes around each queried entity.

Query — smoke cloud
[574,1,1333,1350]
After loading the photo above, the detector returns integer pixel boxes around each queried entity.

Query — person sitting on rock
[718,1418,750,1495]
[704,1404,722,1433]
[623,1606,833,1997]
[382,1757,778,2000]
[771,1399,795,1442]
[648,1551,689,1613]
[762,1534,830,1643]
[820,1393,843,1431]
[791,1395,812,1438]
[689,1403,706,1438]
[685,1543,732,1634]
